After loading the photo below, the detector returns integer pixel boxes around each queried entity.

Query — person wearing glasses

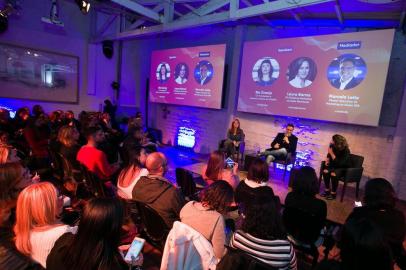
[331,58,362,90]
[259,124,298,165]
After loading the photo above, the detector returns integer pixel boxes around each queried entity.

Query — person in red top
[76,126,119,180]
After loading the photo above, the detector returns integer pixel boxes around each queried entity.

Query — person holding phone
[47,198,139,270]
[260,124,298,165]
[320,134,351,200]
[202,151,239,190]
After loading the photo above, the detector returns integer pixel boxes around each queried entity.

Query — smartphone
[354,201,363,207]
[124,237,145,263]
[225,157,234,168]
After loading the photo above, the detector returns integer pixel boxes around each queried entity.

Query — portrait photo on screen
[287,57,317,89]
[194,60,214,86]
[174,63,189,85]
[252,58,280,86]
[327,54,367,90]
[156,62,171,83]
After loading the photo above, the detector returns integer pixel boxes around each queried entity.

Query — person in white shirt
[14,182,77,268]
[289,58,313,88]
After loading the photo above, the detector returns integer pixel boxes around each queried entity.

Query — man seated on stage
[133,152,185,228]
[260,124,298,164]
[77,126,120,180]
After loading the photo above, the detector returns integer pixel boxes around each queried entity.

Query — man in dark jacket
[132,152,185,228]
[260,123,298,164]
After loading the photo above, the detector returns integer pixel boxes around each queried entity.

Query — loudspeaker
[0,14,8,34]
[102,40,113,59]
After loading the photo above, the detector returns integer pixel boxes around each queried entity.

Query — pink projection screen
[149,44,226,109]
[237,29,395,126]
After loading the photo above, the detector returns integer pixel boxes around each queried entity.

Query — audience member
[47,198,133,270]
[223,119,245,158]
[57,126,81,171]
[180,180,234,259]
[285,166,327,232]
[0,162,43,270]
[227,198,297,269]
[202,150,239,189]
[117,146,148,199]
[133,152,185,228]
[14,182,77,268]
[321,134,351,200]
[0,144,20,164]
[76,126,119,180]
[235,158,279,208]
[345,178,405,268]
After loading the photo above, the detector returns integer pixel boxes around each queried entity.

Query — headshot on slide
[287,57,317,89]
[252,58,280,86]
[174,63,189,85]
[194,60,214,86]
[327,54,367,90]
[156,62,171,83]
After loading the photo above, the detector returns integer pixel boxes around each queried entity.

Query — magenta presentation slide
[237,29,395,126]
[149,44,226,109]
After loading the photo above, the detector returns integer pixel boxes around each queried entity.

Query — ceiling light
[75,0,90,14]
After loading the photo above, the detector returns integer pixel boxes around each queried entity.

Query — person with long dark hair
[227,198,297,269]
[223,119,245,158]
[202,150,239,189]
[180,180,234,259]
[288,57,315,88]
[320,134,351,200]
[46,198,131,270]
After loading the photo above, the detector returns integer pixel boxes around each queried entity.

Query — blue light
[177,126,196,148]
[0,104,16,118]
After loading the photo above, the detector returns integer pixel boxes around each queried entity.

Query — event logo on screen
[327,54,367,91]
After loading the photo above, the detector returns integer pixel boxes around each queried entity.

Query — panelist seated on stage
[223,118,245,158]
[260,123,298,164]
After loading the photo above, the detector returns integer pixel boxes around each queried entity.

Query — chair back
[283,206,324,245]
[135,201,170,250]
[217,246,277,270]
[350,154,364,168]
[79,164,105,197]
[175,168,197,200]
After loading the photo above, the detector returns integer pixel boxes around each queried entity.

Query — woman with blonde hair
[14,182,77,268]
[202,150,239,189]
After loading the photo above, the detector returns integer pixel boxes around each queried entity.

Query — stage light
[75,0,90,14]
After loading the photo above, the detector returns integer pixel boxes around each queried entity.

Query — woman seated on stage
[202,150,239,190]
[14,182,77,268]
[180,180,234,260]
[235,158,279,208]
[225,197,297,270]
[223,119,245,159]
[320,134,351,200]
[117,146,148,199]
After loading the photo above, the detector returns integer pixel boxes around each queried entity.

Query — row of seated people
[1,150,404,270]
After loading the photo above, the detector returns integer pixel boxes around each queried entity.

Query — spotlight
[75,0,90,14]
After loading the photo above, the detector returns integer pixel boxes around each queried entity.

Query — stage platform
[159,146,406,225]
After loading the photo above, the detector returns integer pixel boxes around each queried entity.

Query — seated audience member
[285,166,327,239]
[0,163,43,270]
[14,182,77,268]
[57,126,81,170]
[227,198,297,270]
[133,152,185,228]
[260,123,298,164]
[0,144,20,164]
[47,198,135,270]
[117,146,148,199]
[202,150,239,189]
[180,180,234,259]
[235,158,279,208]
[76,126,119,180]
[317,218,394,270]
[345,178,405,268]
[320,134,351,200]
[63,110,80,129]
[223,119,245,159]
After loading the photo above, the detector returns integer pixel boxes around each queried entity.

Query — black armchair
[218,139,246,164]
[319,154,364,202]
[271,152,296,181]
